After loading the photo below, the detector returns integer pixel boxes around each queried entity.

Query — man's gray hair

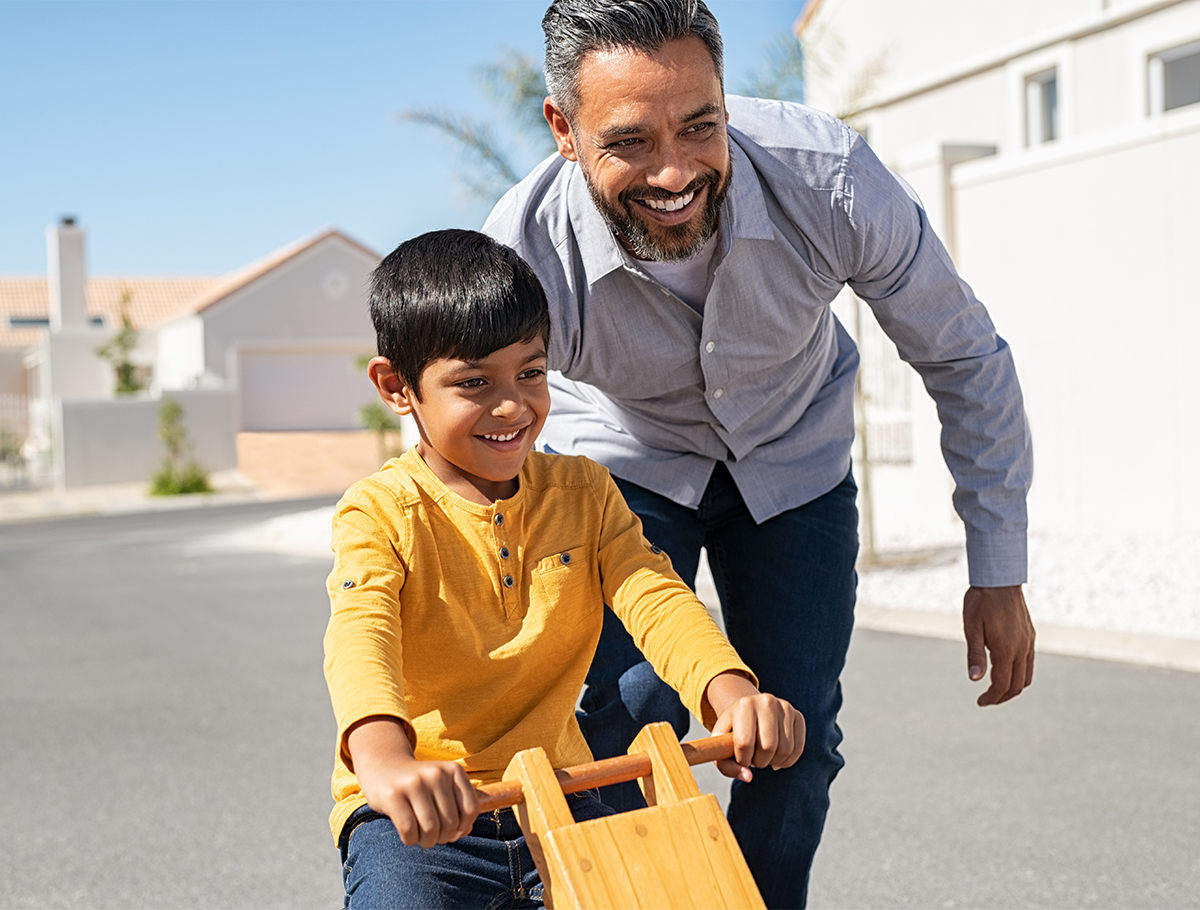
[542,0,724,123]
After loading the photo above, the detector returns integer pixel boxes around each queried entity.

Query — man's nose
[645,141,693,193]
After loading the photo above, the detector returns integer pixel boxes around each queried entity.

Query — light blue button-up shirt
[484,96,1032,586]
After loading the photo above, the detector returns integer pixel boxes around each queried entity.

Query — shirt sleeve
[837,135,1033,586]
[323,483,415,769]
[590,464,756,727]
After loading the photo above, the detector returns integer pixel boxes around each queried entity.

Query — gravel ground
[859,529,1200,642]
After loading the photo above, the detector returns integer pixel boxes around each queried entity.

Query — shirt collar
[566,129,774,290]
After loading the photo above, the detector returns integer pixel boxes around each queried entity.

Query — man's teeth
[643,191,695,212]
[482,430,520,442]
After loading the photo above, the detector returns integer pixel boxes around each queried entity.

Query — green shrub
[149,398,212,495]
[150,461,213,496]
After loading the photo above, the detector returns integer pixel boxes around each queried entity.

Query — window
[6,316,105,329]
[1151,41,1200,113]
[1025,69,1059,144]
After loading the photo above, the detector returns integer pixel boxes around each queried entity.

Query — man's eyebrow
[596,103,722,142]
[682,102,722,122]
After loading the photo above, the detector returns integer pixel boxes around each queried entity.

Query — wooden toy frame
[475,723,766,910]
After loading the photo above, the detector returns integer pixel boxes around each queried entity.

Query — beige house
[0,221,385,489]
[799,0,1200,550]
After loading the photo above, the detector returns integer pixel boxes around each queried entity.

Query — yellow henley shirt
[322,448,754,844]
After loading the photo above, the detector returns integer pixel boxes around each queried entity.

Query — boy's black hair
[369,229,551,399]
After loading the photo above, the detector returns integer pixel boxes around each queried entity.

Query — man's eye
[608,137,643,150]
[684,122,715,137]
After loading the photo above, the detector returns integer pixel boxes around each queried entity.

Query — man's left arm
[839,137,1035,704]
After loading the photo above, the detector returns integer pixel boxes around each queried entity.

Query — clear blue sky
[1,0,803,276]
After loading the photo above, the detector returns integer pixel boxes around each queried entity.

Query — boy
[324,229,805,909]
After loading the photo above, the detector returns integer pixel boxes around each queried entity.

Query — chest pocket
[531,546,594,627]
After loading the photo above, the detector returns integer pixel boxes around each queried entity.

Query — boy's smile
[370,337,550,505]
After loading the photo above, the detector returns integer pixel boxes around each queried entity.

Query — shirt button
[494,514,504,525]
[500,547,510,559]
[503,575,514,588]
[560,552,572,565]
[705,342,715,353]
[650,544,662,554]
[713,388,724,399]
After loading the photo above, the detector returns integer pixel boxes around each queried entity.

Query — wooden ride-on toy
[475,723,766,910]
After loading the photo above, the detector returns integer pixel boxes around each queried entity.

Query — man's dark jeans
[577,462,859,909]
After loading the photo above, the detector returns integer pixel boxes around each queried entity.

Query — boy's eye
[520,368,545,380]
[456,377,486,389]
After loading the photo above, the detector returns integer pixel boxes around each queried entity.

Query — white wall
[43,331,114,400]
[55,390,238,488]
[953,106,1200,533]
[155,315,208,390]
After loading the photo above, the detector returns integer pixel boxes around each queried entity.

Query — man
[483,1,1035,906]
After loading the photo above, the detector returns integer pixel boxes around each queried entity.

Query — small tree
[95,289,144,396]
[150,398,212,495]
[359,401,403,465]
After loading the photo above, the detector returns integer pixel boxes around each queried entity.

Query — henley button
[494,514,504,525]
[503,575,515,588]
[650,544,662,554]
[713,388,724,399]
[705,342,715,353]
[500,547,510,559]
[560,552,572,565]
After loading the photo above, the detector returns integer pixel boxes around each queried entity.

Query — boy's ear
[367,356,415,416]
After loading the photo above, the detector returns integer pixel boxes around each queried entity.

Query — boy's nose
[491,390,526,417]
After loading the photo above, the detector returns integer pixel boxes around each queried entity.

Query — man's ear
[367,356,415,416]
[544,96,578,162]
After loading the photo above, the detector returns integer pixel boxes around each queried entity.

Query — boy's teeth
[643,191,694,212]
[482,430,519,442]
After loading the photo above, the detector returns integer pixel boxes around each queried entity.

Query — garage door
[239,348,377,432]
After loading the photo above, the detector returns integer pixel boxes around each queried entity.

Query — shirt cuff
[965,527,1028,587]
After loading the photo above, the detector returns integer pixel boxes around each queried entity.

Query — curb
[855,605,1200,674]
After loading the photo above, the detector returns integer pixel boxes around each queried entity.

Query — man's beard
[585,159,731,263]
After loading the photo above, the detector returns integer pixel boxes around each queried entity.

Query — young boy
[324,229,805,909]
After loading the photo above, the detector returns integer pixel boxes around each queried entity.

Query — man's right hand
[346,716,479,848]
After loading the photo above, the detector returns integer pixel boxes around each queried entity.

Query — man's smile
[637,189,696,213]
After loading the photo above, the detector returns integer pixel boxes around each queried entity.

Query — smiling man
[483,2,1036,906]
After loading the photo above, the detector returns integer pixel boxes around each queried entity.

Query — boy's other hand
[347,716,479,848]
[705,672,806,782]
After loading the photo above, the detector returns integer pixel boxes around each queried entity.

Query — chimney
[47,216,89,332]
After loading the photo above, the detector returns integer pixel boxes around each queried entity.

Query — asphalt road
[1,503,1197,909]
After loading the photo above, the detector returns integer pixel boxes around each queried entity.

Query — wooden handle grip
[474,732,734,813]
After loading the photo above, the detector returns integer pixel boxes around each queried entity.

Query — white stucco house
[0,221,382,488]
[797,0,1200,557]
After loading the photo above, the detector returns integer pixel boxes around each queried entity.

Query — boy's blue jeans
[340,792,613,909]
[578,462,859,910]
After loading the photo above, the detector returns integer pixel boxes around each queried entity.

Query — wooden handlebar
[474,732,734,814]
